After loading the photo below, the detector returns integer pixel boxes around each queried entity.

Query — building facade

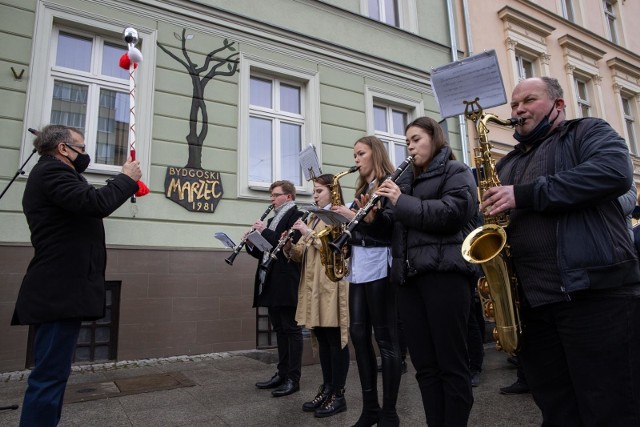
[454,0,640,180]
[0,0,459,371]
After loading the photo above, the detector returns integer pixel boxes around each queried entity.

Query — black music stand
[0,147,37,201]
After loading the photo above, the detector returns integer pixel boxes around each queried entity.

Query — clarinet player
[376,117,478,426]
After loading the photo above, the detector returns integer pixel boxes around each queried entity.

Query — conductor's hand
[122,157,142,181]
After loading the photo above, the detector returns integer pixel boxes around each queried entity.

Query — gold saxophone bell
[461,99,523,355]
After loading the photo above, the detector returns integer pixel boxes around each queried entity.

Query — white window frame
[360,0,418,33]
[515,51,537,82]
[574,76,592,118]
[47,26,130,174]
[560,35,606,120]
[237,53,320,199]
[365,86,423,165]
[603,0,619,44]
[621,94,638,155]
[20,2,156,183]
[560,0,576,22]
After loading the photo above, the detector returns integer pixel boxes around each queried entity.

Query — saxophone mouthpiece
[349,166,361,173]
[510,117,524,126]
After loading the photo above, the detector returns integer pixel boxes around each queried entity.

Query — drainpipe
[446,0,470,165]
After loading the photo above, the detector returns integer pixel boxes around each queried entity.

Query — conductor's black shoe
[506,356,520,367]
[255,372,283,389]
[272,379,299,397]
[499,380,530,395]
[471,371,481,387]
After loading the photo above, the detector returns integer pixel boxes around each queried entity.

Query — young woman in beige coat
[285,174,350,419]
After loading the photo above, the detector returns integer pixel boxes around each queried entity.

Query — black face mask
[67,145,91,173]
[513,103,559,145]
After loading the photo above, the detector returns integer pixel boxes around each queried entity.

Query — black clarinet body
[262,209,312,270]
[225,204,274,265]
[329,156,413,253]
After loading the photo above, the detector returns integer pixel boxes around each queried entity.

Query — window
[498,7,554,86]
[365,86,423,166]
[49,29,130,171]
[604,1,618,44]
[249,75,304,187]
[21,3,155,181]
[574,78,592,118]
[515,54,535,81]
[622,95,637,155]
[360,0,417,32]
[368,0,399,27]
[561,0,575,22]
[373,105,409,166]
[238,54,320,198]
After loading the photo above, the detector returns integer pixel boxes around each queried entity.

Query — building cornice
[497,6,555,37]
[516,0,640,62]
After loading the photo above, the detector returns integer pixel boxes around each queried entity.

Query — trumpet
[225,203,274,266]
[329,156,413,253]
[261,207,314,270]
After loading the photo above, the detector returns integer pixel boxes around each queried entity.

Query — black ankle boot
[302,384,331,412]
[314,388,347,418]
[351,389,380,427]
[378,406,400,427]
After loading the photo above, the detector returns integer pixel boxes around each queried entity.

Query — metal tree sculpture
[157,29,239,169]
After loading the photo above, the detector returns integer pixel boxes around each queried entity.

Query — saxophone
[460,98,523,355]
[316,166,359,282]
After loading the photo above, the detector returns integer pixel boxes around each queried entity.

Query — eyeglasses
[270,192,286,199]
[65,143,86,153]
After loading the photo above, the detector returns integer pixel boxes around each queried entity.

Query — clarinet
[329,155,414,253]
[225,203,275,266]
[261,208,313,270]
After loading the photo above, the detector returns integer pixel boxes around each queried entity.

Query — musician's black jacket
[378,145,479,286]
[12,155,138,325]
[247,205,303,308]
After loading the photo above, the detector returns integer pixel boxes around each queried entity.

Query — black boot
[378,406,400,427]
[302,384,331,412]
[351,389,380,427]
[314,388,347,418]
[255,372,283,389]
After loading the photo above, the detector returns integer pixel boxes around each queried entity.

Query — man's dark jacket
[499,118,640,293]
[247,206,303,307]
[12,155,138,325]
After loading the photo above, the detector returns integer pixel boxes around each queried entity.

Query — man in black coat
[12,124,141,426]
[246,180,303,397]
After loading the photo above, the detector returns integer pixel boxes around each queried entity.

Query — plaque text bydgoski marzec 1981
[164,166,223,213]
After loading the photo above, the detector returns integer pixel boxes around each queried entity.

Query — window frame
[603,0,619,44]
[237,53,320,199]
[574,76,592,118]
[47,26,131,174]
[621,94,638,155]
[360,0,418,33]
[365,86,423,166]
[561,0,576,22]
[20,3,156,183]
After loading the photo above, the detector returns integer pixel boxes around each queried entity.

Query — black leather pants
[349,277,401,409]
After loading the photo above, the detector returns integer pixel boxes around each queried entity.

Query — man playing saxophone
[481,77,640,426]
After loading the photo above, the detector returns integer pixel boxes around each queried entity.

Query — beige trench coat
[289,217,349,349]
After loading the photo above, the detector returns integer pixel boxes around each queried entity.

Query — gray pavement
[0,344,541,426]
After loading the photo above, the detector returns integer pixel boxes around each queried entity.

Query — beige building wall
[454,0,640,183]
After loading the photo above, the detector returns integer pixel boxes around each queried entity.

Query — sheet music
[246,230,273,252]
[214,232,236,249]
[306,206,349,226]
[431,50,507,119]
[299,144,322,181]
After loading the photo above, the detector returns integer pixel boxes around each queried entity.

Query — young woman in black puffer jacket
[376,116,478,427]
